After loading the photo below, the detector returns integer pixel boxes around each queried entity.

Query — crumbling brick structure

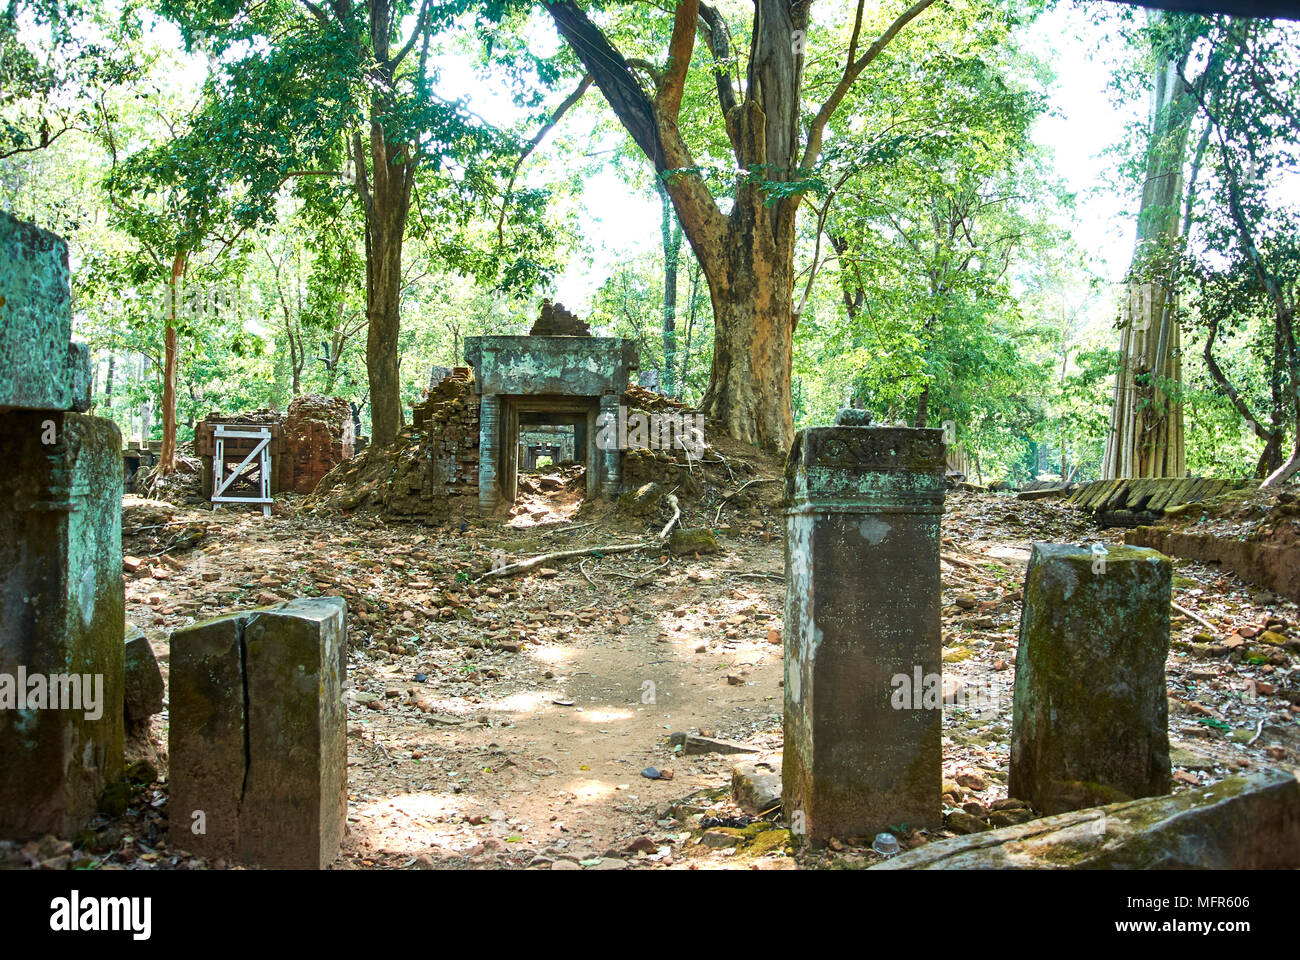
[282,394,355,493]
[195,394,355,498]
[309,370,481,520]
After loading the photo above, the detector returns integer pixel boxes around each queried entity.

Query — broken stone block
[123,623,164,736]
[0,411,124,839]
[619,481,664,517]
[169,597,347,868]
[168,613,246,858]
[782,416,947,845]
[0,212,90,413]
[733,756,782,815]
[1009,543,1172,815]
[669,731,760,756]
[668,527,718,556]
[873,769,1300,869]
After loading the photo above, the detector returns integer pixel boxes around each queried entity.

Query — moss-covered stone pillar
[0,412,125,839]
[1,213,121,840]
[169,597,348,868]
[0,211,91,413]
[782,409,946,846]
[599,392,621,498]
[1010,543,1172,814]
[477,393,500,513]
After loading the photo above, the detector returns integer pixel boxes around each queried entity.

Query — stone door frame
[495,395,600,507]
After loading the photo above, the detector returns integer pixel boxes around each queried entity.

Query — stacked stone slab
[782,408,947,845]
[1009,543,1172,815]
[0,211,124,839]
[1067,476,1251,527]
[169,597,347,869]
[528,299,590,336]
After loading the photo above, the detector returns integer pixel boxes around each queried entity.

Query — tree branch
[390,0,431,69]
[546,0,666,170]
[495,72,594,245]
[655,0,698,125]
[800,0,939,174]
[697,2,738,146]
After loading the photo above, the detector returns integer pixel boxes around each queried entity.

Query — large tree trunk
[547,0,930,452]
[158,252,185,476]
[1103,23,1199,479]
[358,118,415,446]
[549,0,804,453]
[1260,301,1300,487]
[657,182,682,396]
[364,213,404,445]
[700,209,796,451]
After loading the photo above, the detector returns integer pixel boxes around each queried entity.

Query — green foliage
[2,0,1296,486]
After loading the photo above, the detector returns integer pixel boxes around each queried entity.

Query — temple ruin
[466,299,638,513]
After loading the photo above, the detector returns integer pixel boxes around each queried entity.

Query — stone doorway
[498,397,600,516]
[466,311,638,515]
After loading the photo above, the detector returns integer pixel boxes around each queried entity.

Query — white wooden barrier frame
[212,424,273,517]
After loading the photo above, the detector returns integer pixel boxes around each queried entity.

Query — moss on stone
[741,828,792,859]
[669,527,719,556]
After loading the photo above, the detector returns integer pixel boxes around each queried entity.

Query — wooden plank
[1104,479,1132,512]
[1146,479,1182,513]
[1129,478,1158,512]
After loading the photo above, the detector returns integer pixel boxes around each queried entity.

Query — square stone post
[1,213,121,840]
[599,392,621,498]
[1010,543,1172,814]
[0,412,125,838]
[477,393,500,514]
[782,409,946,846]
[169,597,347,869]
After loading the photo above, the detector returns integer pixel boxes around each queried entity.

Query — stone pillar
[1010,543,1172,814]
[782,409,946,846]
[478,393,500,513]
[0,412,125,838]
[170,597,347,869]
[0,212,91,414]
[1,213,122,841]
[599,392,621,498]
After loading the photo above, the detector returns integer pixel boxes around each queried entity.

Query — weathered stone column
[1010,543,1172,814]
[170,597,348,869]
[599,392,621,498]
[0,413,125,838]
[1,213,121,840]
[477,393,500,513]
[782,409,946,846]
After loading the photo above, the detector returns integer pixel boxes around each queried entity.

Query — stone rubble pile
[309,369,481,520]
